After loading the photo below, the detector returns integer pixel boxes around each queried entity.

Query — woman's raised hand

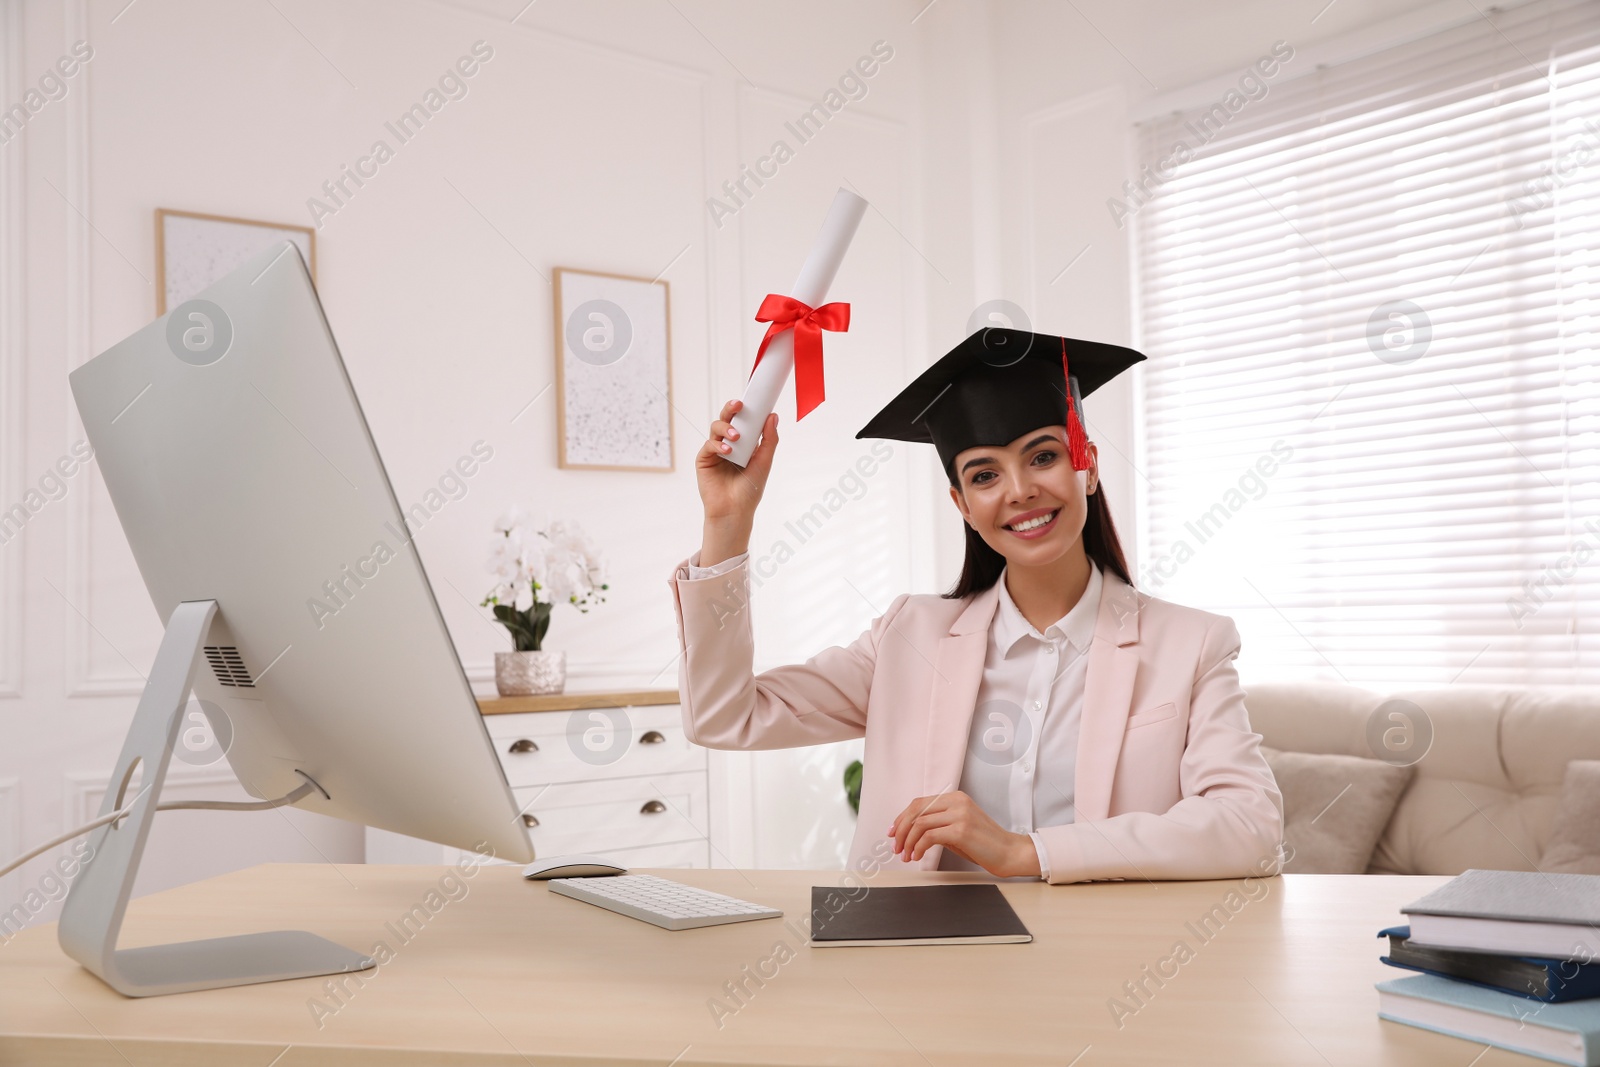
[695,399,778,564]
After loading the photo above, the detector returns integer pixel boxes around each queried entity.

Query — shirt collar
[993,561,1102,658]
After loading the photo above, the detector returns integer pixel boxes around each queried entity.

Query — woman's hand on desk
[696,399,779,566]
[889,790,1042,879]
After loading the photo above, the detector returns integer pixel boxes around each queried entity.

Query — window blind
[1133,0,1600,687]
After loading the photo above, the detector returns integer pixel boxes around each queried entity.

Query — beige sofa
[1245,681,1600,876]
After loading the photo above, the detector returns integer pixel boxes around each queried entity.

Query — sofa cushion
[1541,760,1600,875]
[1246,682,1600,875]
[1259,746,1414,873]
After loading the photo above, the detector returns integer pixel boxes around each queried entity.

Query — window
[1134,0,1600,687]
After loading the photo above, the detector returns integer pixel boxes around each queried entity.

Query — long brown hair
[942,478,1133,600]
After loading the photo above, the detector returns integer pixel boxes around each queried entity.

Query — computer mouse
[522,854,628,879]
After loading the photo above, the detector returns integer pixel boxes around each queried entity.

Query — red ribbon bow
[751,294,850,422]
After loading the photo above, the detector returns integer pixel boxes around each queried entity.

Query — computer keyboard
[546,873,783,931]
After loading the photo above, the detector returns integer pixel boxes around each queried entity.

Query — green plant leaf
[843,759,863,815]
[532,618,548,649]
[490,604,539,651]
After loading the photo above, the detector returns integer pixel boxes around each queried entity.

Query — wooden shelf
[476,688,679,716]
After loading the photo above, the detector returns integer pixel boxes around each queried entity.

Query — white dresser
[365,690,711,869]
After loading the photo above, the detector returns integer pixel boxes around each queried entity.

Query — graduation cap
[856,328,1146,480]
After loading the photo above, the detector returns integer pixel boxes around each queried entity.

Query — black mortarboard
[856,328,1145,479]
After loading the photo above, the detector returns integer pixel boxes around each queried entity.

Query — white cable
[0,793,147,881]
[156,777,318,812]
[0,776,320,881]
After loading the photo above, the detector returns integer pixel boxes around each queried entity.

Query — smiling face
[947,425,1099,567]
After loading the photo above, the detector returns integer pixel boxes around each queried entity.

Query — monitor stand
[56,599,376,997]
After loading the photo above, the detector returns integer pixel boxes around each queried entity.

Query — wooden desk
[0,864,1539,1066]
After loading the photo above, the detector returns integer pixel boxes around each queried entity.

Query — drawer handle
[639,800,667,815]
[508,739,539,754]
[639,730,666,745]
[522,813,540,828]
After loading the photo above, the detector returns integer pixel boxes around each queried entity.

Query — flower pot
[494,650,566,696]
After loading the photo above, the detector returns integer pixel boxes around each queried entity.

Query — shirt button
[1046,644,1056,654]
[1022,761,1033,773]
[1033,701,1042,710]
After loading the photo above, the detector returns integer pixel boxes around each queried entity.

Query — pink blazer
[666,556,1284,884]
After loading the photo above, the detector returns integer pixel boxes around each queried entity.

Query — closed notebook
[1377,974,1600,1066]
[808,884,1032,947]
[1402,869,1600,958]
[1379,926,1600,1003]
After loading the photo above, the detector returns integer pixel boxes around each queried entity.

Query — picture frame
[552,267,674,472]
[155,208,317,315]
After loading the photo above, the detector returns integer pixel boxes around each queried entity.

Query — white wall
[0,0,1472,930]
[0,0,945,929]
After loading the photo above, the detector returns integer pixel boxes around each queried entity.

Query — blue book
[1380,925,1600,1003]
[1377,974,1600,1066]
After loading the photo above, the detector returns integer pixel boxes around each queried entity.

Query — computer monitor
[59,241,534,996]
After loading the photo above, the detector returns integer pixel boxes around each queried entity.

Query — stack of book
[1377,869,1600,1066]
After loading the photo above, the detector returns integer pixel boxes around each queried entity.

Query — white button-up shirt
[941,560,1100,882]
[683,550,1102,882]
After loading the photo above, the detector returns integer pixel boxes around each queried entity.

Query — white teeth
[1008,510,1058,532]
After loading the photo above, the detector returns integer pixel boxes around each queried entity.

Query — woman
[666,328,1283,884]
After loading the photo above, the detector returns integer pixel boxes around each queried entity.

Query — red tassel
[1066,397,1090,471]
[1062,338,1090,471]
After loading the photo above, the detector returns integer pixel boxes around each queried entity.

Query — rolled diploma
[723,187,868,467]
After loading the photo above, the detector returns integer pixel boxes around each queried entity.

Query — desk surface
[0,864,1545,1066]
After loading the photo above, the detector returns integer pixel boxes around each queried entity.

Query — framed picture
[553,267,674,472]
[155,209,316,315]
